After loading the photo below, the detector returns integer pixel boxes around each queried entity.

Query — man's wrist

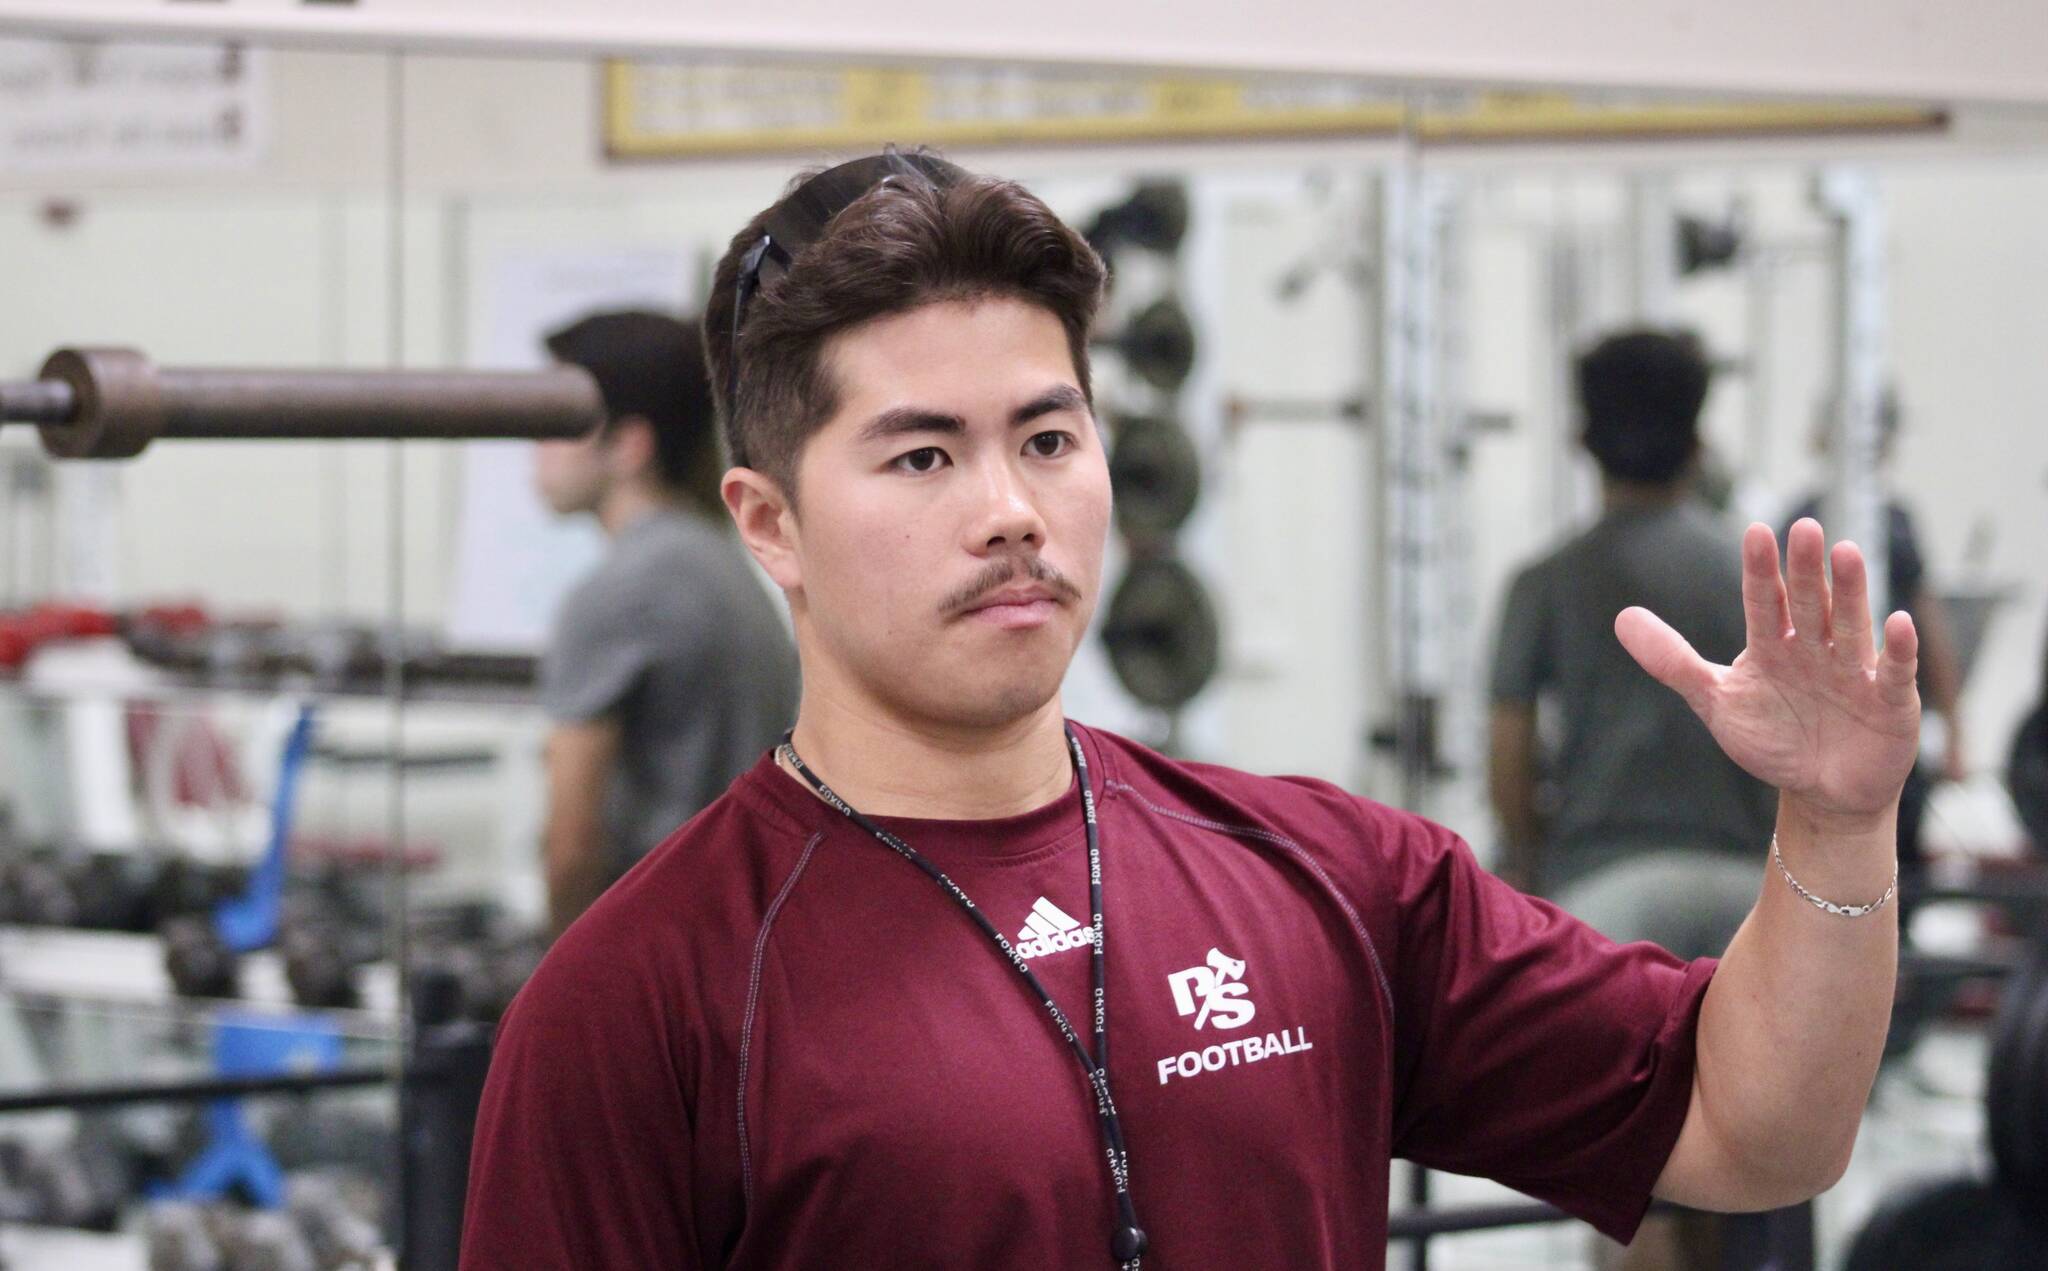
[1775,794,1896,846]
[1772,795,1898,910]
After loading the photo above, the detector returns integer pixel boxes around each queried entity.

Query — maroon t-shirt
[462,724,1714,1269]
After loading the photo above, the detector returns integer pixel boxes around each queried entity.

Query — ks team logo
[1155,948,1312,1085]
[1166,948,1257,1030]
[1014,897,1095,961]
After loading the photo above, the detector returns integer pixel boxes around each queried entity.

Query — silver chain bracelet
[1771,835,1898,918]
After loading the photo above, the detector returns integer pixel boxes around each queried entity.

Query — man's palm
[1616,520,1921,823]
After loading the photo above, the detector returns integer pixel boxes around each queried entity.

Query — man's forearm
[1494,807,1543,893]
[1487,707,1545,891]
[545,820,613,941]
[1676,794,1898,1208]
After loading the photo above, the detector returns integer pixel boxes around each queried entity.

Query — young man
[465,154,1920,1269]
[532,311,799,938]
[1489,329,1776,951]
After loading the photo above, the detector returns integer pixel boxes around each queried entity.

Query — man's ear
[722,467,801,593]
[606,416,659,480]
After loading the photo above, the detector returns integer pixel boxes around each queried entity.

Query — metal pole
[1813,169,1890,619]
[400,1023,494,1271]
[1743,250,1778,492]
[1378,166,1458,817]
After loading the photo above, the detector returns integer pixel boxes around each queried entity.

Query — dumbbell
[161,914,242,1000]
[280,920,363,1012]
[10,1133,128,1231]
[69,852,160,932]
[287,1172,384,1269]
[410,933,543,1027]
[149,857,247,929]
[147,1201,226,1271]
[0,853,80,927]
[231,1209,319,1271]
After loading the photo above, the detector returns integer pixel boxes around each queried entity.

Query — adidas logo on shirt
[1013,897,1096,961]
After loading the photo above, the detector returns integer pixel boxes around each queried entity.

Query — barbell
[0,347,605,460]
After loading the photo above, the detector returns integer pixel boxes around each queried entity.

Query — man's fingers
[1829,539,1876,664]
[1784,518,1832,643]
[1741,523,1792,647]
[1879,611,1921,705]
[1616,606,1719,712]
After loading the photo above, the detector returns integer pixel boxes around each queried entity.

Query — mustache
[941,556,1082,616]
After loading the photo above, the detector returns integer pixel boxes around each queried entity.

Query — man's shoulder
[1078,724,1438,864]
[533,765,816,979]
[1562,503,1741,572]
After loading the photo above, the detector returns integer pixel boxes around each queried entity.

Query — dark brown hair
[1577,327,1711,484]
[704,160,1107,499]
[545,310,722,516]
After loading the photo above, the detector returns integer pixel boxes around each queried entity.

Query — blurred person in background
[1490,328,1775,1271]
[533,310,799,939]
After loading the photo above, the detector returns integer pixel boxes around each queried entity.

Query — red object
[0,619,30,670]
[0,602,119,668]
[462,725,1712,1270]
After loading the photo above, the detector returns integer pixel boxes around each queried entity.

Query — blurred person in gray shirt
[1488,328,1774,1271]
[1489,329,1775,952]
[534,311,799,938]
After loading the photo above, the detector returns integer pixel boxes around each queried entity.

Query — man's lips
[958,583,1065,630]
[963,584,1060,614]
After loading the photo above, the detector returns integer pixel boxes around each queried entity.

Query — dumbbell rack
[0,925,400,1015]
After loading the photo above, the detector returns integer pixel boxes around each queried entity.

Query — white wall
[5,44,2047,822]
[6,0,2048,103]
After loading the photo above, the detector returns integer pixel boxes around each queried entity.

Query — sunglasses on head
[726,146,967,417]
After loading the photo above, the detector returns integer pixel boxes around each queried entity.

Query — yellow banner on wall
[603,63,1946,159]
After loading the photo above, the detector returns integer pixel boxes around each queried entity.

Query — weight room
[0,4,2044,1270]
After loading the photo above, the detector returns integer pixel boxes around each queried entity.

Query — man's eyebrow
[854,386,1087,445]
[1013,385,1089,426]
[855,407,965,445]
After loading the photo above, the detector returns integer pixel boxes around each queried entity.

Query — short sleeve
[1387,816,1714,1241]
[461,936,700,1269]
[540,587,665,723]
[1489,564,1551,704]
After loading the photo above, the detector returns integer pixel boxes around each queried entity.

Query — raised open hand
[1615,518,1921,827]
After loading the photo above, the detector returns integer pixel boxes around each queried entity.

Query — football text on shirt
[1156,949,1313,1084]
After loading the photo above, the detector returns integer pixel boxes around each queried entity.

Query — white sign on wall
[0,37,267,173]
[444,246,695,651]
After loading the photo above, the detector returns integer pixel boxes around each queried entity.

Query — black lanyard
[778,725,1149,1269]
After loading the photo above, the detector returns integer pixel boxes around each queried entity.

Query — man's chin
[908,670,1068,733]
